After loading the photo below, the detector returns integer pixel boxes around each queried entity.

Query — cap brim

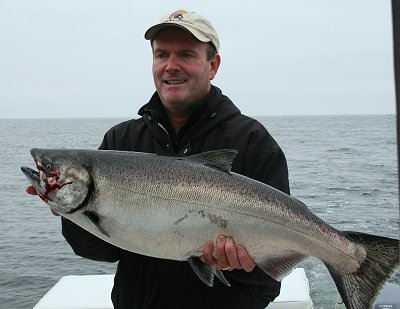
[144,23,211,43]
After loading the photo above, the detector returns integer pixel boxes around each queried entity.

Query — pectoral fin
[187,257,231,287]
[83,211,110,238]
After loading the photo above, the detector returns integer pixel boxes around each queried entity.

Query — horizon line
[0,113,395,121]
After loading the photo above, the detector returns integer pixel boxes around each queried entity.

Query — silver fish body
[22,148,399,309]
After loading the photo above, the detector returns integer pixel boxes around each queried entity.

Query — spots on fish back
[172,214,189,238]
[202,211,227,229]
[172,209,228,238]
[197,210,228,229]
[174,214,189,226]
[173,213,190,238]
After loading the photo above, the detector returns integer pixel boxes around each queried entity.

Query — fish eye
[46,164,52,170]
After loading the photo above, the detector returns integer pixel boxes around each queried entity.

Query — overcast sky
[0,0,395,119]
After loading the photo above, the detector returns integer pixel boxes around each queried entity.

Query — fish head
[21,148,92,214]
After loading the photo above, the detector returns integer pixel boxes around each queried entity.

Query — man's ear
[209,54,221,81]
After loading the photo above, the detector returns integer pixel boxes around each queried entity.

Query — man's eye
[155,53,167,59]
[181,53,193,58]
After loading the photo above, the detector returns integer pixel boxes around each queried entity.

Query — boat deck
[33,268,313,309]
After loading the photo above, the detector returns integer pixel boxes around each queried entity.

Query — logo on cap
[169,10,187,21]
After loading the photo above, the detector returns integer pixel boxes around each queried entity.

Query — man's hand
[203,235,256,272]
[25,186,60,216]
[26,185,38,195]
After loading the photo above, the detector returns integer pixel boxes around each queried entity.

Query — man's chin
[159,91,190,106]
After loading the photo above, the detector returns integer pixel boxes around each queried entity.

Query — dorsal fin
[186,149,238,173]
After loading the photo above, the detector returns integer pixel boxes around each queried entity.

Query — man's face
[152,27,220,114]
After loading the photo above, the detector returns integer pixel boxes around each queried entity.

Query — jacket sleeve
[61,131,121,263]
[227,124,290,287]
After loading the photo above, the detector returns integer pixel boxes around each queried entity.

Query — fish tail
[325,231,399,309]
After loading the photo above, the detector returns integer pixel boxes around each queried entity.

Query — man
[29,10,290,309]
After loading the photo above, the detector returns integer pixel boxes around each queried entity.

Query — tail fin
[325,231,399,309]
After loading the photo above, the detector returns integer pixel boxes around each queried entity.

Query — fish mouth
[21,166,44,195]
[21,165,72,203]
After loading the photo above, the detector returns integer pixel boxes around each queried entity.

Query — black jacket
[62,86,290,309]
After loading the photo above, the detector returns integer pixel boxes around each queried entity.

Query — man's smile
[164,79,187,85]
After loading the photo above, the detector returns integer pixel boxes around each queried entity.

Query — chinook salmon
[21,148,399,309]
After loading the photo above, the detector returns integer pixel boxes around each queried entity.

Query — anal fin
[255,252,307,281]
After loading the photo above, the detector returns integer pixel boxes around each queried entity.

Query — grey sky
[0,0,395,119]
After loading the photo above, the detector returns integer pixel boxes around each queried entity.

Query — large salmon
[21,148,399,309]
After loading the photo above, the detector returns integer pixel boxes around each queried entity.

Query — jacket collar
[138,85,241,151]
[138,85,240,127]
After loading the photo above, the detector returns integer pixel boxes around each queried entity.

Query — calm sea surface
[0,115,398,309]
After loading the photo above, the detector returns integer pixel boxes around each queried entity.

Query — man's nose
[165,54,180,72]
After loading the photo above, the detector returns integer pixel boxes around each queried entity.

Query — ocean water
[0,115,398,309]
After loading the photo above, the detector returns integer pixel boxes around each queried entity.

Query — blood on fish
[43,182,73,197]
[36,166,72,202]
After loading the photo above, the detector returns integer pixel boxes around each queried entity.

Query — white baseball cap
[144,10,220,52]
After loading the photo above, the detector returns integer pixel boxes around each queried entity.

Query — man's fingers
[203,240,217,266]
[26,186,38,195]
[215,235,230,269]
[50,209,60,216]
[225,237,241,269]
[236,244,256,272]
[203,235,256,272]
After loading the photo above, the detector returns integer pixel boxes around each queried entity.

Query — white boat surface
[33,268,313,309]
